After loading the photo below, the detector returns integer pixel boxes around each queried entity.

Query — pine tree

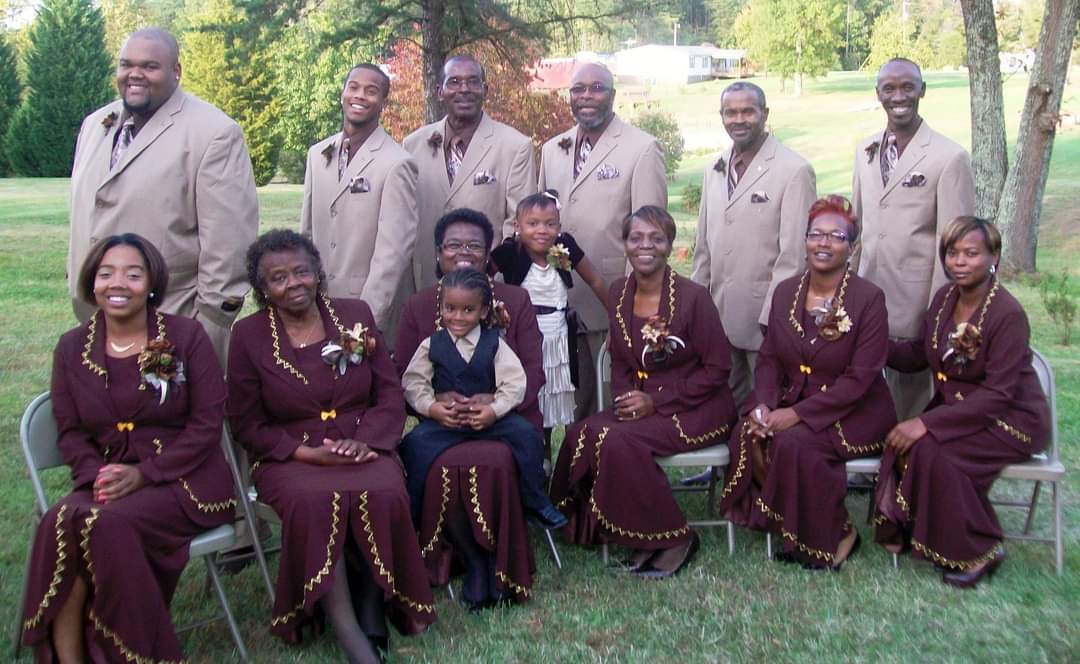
[3,0,112,176]
[0,34,21,175]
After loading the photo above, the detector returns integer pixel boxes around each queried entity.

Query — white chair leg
[544,530,563,570]
[1054,481,1063,576]
[726,521,735,556]
[205,556,249,662]
[892,552,899,570]
[766,532,773,560]
[602,541,609,565]
[447,583,456,602]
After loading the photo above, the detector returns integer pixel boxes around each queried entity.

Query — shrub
[1038,271,1077,345]
[682,181,702,215]
[631,109,684,177]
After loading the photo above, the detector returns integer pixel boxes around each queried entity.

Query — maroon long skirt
[22,484,230,663]
[255,456,436,640]
[874,430,1031,569]
[417,441,535,601]
[550,411,726,549]
[719,418,880,568]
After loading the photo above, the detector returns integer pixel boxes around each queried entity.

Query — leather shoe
[637,532,700,579]
[529,504,568,530]
[942,545,1005,589]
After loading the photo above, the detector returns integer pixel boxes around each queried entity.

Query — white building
[613,45,747,85]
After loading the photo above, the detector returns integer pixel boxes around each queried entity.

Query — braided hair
[438,267,499,328]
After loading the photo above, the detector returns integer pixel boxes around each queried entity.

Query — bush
[0,36,20,175]
[277,149,307,184]
[682,181,702,215]
[1038,271,1078,345]
[631,109,684,177]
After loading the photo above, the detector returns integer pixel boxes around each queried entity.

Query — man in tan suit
[403,55,536,290]
[853,58,975,419]
[301,64,419,341]
[691,81,816,406]
[537,62,667,416]
[68,28,258,366]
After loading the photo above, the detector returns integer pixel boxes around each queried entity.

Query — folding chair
[15,392,249,660]
[595,340,736,564]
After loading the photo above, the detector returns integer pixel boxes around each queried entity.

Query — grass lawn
[1,69,1078,662]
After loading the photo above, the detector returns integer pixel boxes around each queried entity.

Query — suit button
[878,233,886,239]
[330,241,337,249]
[329,273,336,280]
[880,202,888,209]
[331,209,337,217]
[89,236,98,244]
[725,218,733,225]
[724,248,732,255]
[95,200,105,208]
[571,197,577,204]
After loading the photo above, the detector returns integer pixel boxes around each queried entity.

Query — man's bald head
[570,62,614,89]
[877,58,922,86]
[123,28,180,66]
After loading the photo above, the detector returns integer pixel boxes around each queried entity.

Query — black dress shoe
[637,532,700,579]
[529,505,568,530]
[942,545,1005,589]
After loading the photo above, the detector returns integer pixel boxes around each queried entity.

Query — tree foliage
[0,34,20,175]
[865,0,966,72]
[99,0,183,55]
[3,0,112,176]
[631,109,683,177]
[734,0,844,95]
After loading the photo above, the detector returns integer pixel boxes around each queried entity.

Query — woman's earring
[149,291,155,299]
[990,264,997,275]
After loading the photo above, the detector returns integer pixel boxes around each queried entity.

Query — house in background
[612,45,748,85]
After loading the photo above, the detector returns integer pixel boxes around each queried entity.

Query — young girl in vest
[401,268,566,532]
[490,190,608,457]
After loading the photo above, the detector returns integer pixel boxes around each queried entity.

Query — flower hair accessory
[558,137,573,153]
[809,298,853,341]
[640,315,686,365]
[541,190,562,210]
[138,338,185,405]
[942,322,981,368]
[865,140,880,164]
[428,131,443,155]
[321,141,336,166]
[321,322,376,375]
[713,156,726,174]
[102,112,118,132]
[547,243,571,271]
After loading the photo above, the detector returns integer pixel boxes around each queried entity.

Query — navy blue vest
[430,327,499,396]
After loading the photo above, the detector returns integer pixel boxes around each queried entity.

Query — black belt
[533,305,566,315]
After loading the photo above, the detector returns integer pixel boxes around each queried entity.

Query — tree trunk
[794,71,802,97]
[959,0,1008,220]
[996,0,1080,274]
[420,0,447,123]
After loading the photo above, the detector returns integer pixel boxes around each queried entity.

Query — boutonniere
[138,337,185,405]
[102,112,118,132]
[547,243,571,271]
[713,156,726,174]
[901,172,926,187]
[558,137,573,153]
[810,299,853,341]
[428,131,443,156]
[321,322,377,375]
[321,141,336,166]
[865,140,880,164]
[942,322,981,367]
[489,299,512,331]
[640,315,686,365]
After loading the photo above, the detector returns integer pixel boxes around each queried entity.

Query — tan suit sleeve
[689,169,711,286]
[402,337,436,416]
[529,145,551,240]
[931,149,976,296]
[761,161,816,327]
[194,122,259,328]
[491,338,526,418]
[504,137,536,236]
[631,138,669,210]
[849,148,864,272]
[299,151,314,237]
[360,156,419,327]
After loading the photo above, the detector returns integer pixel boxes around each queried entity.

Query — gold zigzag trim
[23,505,69,631]
[152,438,163,455]
[756,497,835,563]
[911,538,1002,571]
[717,419,750,502]
[81,315,108,382]
[468,466,495,545]
[895,482,910,518]
[268,308,309,385]
[834,421,884,456]
[422,467,451,557]
[177,478,238,513]
[271,491,341,627]
[357,491,435,614]
[615,268,678,357]
[495,570,530,598]
[567,425,590,474]
[995,419,1032,444]
[672,414,728,446]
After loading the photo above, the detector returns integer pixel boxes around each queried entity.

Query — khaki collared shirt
[402,325,526,419]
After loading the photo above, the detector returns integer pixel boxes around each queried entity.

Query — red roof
[530,59,577,91]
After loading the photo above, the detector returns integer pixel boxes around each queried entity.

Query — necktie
[727,156,739,197]
[881,133,898,185]
[338,137,351,181]
[110,120,135,170]
[447,138,465,183]
[574,137,592,179]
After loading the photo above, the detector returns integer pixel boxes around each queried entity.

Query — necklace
[109,340,137,353]
[290,315,322,348]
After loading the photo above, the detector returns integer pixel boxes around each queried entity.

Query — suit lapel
[726,134,775,208]
[448,114,494,199]
[881,121,930,200]
[571,117,621,194]
[333,127,383,206]
[102,91,184,187]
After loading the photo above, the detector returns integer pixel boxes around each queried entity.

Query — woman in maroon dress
[227,230,434,663]
[21,234,236,663]
[395,208,543,609]
[874,217,1049,587]
[549,206,736,577]
[717,195,895,569]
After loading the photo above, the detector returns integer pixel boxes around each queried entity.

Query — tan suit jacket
[67,90,259,361]
[852,120,975,339]
[403,112,536,289]
[536,115,667,330]
[300,127,419,336]
[690,134,816,351]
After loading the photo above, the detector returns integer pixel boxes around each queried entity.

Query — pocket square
[473,170,497,185]
[348,176,371,193]
[595,163,620,181]
[750,191,770,203]
[901,172,926,188]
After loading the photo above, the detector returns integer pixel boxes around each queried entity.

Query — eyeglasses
[441,241,486,254]
[569,83,611,97]
[806,230,849,243]
[444,76,483,91]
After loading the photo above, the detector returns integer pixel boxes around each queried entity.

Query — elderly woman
[549,206,736,577]
[395,208,544,610]
[227,230,434,663]
[874,217,1048,587]
[21,234,236,663]
[717,195,895,569]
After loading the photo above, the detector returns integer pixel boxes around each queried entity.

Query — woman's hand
[764,407,800,434]
[324,437,378,463]
[294,443,375,465]
[886,417,928,455]
[613,390,655,421]
[94,464,145,503]
[748,404,772,439]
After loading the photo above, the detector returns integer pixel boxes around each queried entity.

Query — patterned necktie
[727,155,739,197]
[574,137,592,179]
[338,137,351,182]
[881,133,898,185]
[447,138,465,183]
[110,120,135,170]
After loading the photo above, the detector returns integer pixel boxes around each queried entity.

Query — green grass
[2,69,1079,662]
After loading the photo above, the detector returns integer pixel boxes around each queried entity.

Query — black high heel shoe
[942,545,1005,589]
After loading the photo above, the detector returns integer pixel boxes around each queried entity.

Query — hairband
[542,190,562,210]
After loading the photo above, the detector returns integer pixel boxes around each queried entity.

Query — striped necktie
[110,120,135,170]
[881,133,898,185]
[574,137,592,179]
[447,138,465,183]
[338,137,351,181]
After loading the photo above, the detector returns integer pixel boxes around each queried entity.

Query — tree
[3,0,112,176]
[735,0,844,96]
[99,0,184,56]
[182,0,282,185]
[0,34,20,174]
[708,0,746,48]
[959,0,1006,221]
[632,109,683,177]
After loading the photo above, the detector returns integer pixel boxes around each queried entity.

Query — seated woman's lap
[256,455,408,507]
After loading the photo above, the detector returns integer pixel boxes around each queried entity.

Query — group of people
[19,25,1050,664]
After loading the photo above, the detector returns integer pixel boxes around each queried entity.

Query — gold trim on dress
[356,491,435,614]
[271,491,341,627]
[495,570,530,598]
[717,420,750,502]
[995,418,1032,444]
[422,467,452,557]
[268,308,309,385]
[911,538,1002,570]
[756,497,835,563]
[788,269,851,339]
[834,421,884,456]
[614,267,677,360]
[81,315,108,382]
[468,466,496,545]
[23,505,69,631]
[672,414,728,446]
[177,478,238,513]
[931,278,999,353]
